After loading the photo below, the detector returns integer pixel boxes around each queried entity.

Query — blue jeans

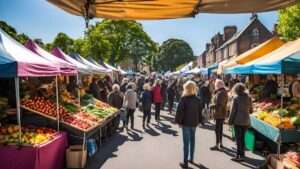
[182,126,196,163]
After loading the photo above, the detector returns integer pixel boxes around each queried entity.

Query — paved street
[87,110,265,169]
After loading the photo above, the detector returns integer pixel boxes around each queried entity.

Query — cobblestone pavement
[87,110,265,169]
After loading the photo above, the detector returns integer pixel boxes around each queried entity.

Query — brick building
[197,14,273,68]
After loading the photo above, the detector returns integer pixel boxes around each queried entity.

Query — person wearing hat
[210,79,228,151]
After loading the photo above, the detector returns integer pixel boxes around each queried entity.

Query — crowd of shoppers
[89,74,255,168]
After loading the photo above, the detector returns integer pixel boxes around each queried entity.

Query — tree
[71,38,89,57]
[0,21,18,40]
[157,39,194,72]
[278,4,300,40]
[17,33,29,44]
[86,20,157,68]
[52,32,74,54]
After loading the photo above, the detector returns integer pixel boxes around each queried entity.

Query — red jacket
[152,85,162,103]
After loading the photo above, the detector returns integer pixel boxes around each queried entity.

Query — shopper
[123,82,137,130]
[210,79,228,151]
[107,84,124,129]
[152,80,162,122]
[175,80,203,169]
[228,83,253,162]
[89,78,101,100]
[167,80,176,114]
[141,83,152,129]
[160,79,168,110]
[108,84,124,109]
[198,80,212,109]
[98,80,108,102]
[120,78,129,93]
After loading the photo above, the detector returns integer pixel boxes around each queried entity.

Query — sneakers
[210,145,220,151]
[231,155,244,162]
[179,162,188,169]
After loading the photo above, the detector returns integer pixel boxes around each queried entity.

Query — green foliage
[0,21,18,40]
[278,4,300,40]
[17,33,29,44]
[86,19,157,69]
[71,38,89,57]
[52,32,74,54]
[157,39,194,72]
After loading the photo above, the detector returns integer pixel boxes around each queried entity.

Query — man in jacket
[210,79,228,151]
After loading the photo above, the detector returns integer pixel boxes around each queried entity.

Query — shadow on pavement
[190,163,209,169]
[127,130,143,141]
[144,126,160,136]
[222,146,265,169]
[160,114,177,124]
[153,121,178,136]
[199,123,215,131]
[86,133,128,169]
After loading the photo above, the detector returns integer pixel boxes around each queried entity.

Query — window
[252,28,259,41]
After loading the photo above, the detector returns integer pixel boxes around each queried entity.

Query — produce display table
[250,116,300,143]
[0,132,68,169]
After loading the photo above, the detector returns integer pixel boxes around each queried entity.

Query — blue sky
[0,0,278,56]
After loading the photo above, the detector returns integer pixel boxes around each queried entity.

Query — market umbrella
[25,40,77,75]
[47,0,298,21]
[0,40,17,77]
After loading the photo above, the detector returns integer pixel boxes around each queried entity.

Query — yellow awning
[47,0,298,20]
[236,37,285,64]
[222,37,285,69]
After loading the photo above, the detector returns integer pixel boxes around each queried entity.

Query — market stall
[0,28,68,169]
[225,38,300,155]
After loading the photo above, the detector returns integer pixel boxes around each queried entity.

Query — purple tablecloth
[0,132,68,169]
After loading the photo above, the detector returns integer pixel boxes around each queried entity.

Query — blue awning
[225,51,300,74]
[207,63,218,75]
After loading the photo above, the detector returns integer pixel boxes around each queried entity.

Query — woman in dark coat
[141,83,152,129]
[229,83,253,162]
[175,80,203,169]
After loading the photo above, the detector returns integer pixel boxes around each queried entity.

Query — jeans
[215,119,224,145]
[143,110,151,125]
[168,98,174,113]
[234,125,247,156]
[126,108,135,128]
[155,103,161,121]
[182,126,196,163]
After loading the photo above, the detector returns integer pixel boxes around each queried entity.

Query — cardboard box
[66,145,87,169]
[267,154,285,169]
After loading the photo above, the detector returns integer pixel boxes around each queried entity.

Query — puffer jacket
[228,93,253,126]
[212,88,228,119]
[175,95,203,127]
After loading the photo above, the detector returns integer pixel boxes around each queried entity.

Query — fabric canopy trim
[25,40,77,75]
[0,29,59,77]
[104,63,119,72]
[47,0,298,20]
[225,38,300,74]
[51,48,92,74]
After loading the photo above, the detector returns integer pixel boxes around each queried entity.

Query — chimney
[205,43,211,50]
[223,26,237,42]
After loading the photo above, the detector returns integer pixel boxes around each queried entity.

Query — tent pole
[77,74,81,107]
[15,77,22,144]
[56,76,60,131]
[280,75,284,109]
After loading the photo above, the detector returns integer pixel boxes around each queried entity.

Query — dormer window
[252,28,259,41]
